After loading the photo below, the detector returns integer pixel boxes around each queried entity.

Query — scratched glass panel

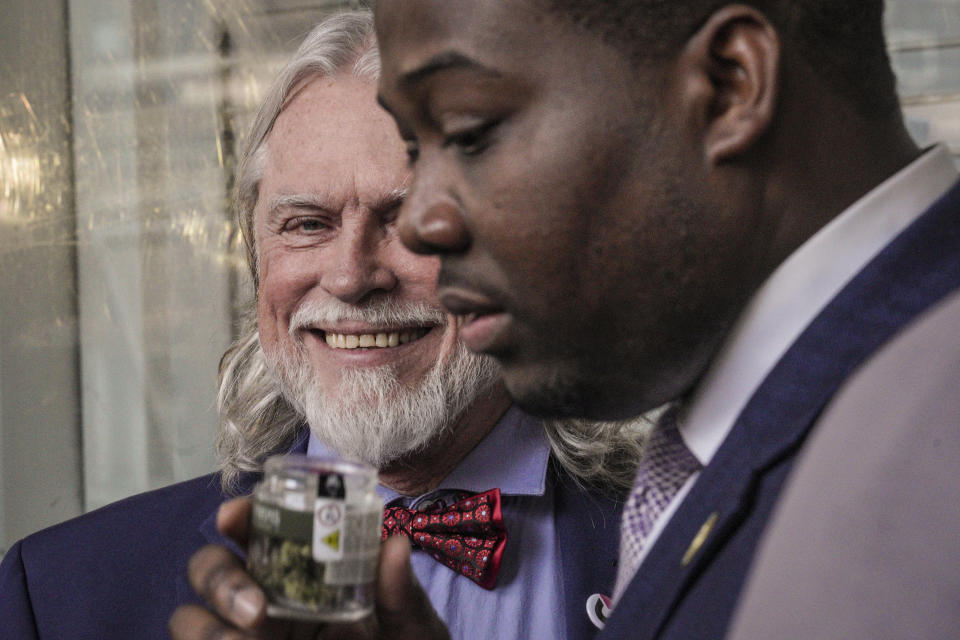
[1,0,361,548]
[2,0,958,553]
[0,0,83,552]
[69,0,361,511]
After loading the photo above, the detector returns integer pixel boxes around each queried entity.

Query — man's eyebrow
[266,188,408,217]
[398,51,500,90]
[267,193,333,215]
[370,187,408,214]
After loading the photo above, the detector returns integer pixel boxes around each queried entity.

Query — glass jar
[247,454,383,622]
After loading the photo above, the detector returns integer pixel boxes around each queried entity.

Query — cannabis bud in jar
[248,455,383,622]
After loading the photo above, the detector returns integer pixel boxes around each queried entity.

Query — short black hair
[538,0,900,120]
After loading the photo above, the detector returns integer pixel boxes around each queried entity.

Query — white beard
[265,299,500,468]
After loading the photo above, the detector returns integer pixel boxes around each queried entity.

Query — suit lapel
[195,430,309,547]
[553,463,623,639]
[174,471,259,607]
[603,178,960,639]
[177,432,308,605]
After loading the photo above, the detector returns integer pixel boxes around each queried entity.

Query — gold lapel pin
[682,511,719,566]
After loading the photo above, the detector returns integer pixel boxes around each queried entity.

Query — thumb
[215,497,252,547]
[376,536,450,640]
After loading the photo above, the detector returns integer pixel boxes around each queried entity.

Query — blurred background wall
[0,0,958,554]
[0,0,366,554]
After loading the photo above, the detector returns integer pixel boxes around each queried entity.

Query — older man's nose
[320,229,397,304]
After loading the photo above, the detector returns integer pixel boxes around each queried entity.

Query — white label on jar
[323,507,382,585]
[312,497,345,561]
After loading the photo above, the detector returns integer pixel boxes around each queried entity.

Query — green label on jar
[251,499,313,543]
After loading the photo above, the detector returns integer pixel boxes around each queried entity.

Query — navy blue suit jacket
[0,445,620,640]
[600,177,960,640]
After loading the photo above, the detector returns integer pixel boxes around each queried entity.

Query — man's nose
[398,175,471,256]
[319,222,397,304]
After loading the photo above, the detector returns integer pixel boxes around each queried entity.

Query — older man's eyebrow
[263,194,337,229]
[266,188,408,219]
[371,187,408,214]
[267,193,334,214]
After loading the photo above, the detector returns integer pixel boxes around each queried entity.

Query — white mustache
[289,299,447,336]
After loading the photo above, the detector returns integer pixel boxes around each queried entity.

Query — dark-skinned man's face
[376,0,763,420]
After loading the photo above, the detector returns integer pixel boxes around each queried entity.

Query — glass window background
[1,0,958,554]
[0,0,366,554]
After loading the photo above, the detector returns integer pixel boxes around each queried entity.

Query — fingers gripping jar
[247,455,383,622]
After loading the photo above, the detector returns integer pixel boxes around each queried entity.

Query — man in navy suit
[318,0,954,638]
[0,12,642,640]
[175,2,959,638]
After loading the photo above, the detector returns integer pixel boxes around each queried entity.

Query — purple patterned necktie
[613,407,702,602]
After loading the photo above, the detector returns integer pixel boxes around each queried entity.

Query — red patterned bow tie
[382,488,507,589]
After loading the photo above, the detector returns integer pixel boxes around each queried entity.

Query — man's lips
[439,289,510,353]
[459,312,510,354]
[438,289,503,318]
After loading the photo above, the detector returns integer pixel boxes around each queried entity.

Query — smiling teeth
[324,329,428,349]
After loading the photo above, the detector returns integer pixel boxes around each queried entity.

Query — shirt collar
[307,404,550,503]
[681,144,959,464]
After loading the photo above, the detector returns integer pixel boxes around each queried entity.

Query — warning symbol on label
[322,530,340,552]
[317,503,343,527]
[313,497,346,561]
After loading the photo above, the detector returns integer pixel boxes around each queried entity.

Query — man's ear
[677,5,780,165]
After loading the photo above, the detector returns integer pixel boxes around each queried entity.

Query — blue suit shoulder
[601,174,960,640]
[0,473,232,640]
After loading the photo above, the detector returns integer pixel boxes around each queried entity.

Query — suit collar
[683,144,958,464]
[196,430,307,549]
[180,435,307,605]
[604,176,960,639]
